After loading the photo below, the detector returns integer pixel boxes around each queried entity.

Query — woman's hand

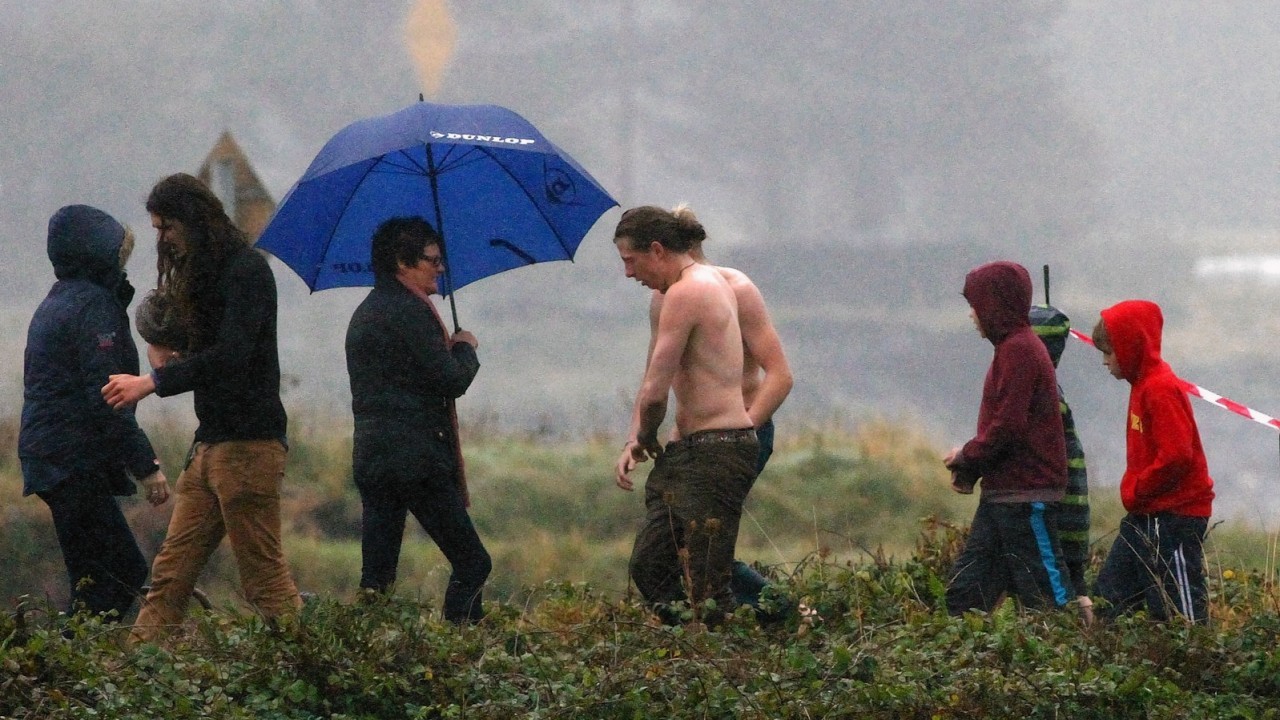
[451,330,478,349]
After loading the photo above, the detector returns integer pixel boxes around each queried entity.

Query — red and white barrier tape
[1070,328,1280,432]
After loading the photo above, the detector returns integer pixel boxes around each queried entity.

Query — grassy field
[5,414,1280,717]
[3,411,1277,616]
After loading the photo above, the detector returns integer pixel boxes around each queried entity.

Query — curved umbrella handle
[489,238,537,265]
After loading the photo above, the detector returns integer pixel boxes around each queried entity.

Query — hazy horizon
[2,1,1278,526]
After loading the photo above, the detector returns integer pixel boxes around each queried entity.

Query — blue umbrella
[256,100,618,327]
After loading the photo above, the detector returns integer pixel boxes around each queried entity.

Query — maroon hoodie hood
[963,261,1032,344]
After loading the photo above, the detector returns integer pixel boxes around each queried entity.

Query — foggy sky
[2,1,1278,523]
[1056,2,1280,228]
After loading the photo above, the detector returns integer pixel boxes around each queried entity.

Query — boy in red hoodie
[943,261,1071,614]
[1091,300,1214,623]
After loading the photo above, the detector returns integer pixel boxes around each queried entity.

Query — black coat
[345,277,479,489]
[20,205,158,496]
[151,244,287,443]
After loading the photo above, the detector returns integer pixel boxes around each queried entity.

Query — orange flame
[405,0,456,98]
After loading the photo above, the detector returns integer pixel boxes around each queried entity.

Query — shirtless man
[616,217,793,609]
[613,205,761,625]
[616,248,792,483]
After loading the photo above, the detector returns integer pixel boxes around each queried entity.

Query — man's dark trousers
[629,432,758,625]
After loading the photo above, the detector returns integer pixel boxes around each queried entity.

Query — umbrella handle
[447,292,461,333]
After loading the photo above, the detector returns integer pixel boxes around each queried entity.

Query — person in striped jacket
[1030,304,1093,624]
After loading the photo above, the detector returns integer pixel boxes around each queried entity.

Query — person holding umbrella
[20,205,169,621]
[102,173,301,642]
[345,216,490,624]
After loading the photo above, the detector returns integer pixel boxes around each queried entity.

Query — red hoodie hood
[1103,299,1214,516]
[963,261,1032,344]
[1100,300,1164,382]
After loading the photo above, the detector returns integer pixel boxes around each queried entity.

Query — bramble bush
[4,522,1280,719]
[4,415,1280,717]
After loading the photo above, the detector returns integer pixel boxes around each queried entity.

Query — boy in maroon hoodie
[943,261,1071,615]
[1091,300,1214,623]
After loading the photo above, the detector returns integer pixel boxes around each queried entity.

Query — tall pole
[617,0,636,205]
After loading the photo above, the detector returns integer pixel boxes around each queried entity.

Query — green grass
[3,413,1276,612]
[5,414,1280,716]
[4,525,1280,718]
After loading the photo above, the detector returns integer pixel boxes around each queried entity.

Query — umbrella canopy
[256,101,618,304]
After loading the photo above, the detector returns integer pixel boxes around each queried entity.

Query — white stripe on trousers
[1172,546,1194,623]
[1158,516,1196,622]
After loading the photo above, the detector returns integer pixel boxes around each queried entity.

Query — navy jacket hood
[21,206,156,496]
[48,204,127,288]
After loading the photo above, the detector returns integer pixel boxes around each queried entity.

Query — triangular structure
[196,131,275,241]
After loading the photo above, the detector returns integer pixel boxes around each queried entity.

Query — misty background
[2,2,1278,525]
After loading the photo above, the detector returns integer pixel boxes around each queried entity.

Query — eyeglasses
[419,254,445,268]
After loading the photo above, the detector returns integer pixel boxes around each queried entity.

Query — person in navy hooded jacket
[943,261,1071,615]
[20,205,169,620]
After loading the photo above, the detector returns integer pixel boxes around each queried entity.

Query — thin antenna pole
[1043,264,1051,306]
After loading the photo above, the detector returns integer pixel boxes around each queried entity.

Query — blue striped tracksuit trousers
[946,500,1071,614]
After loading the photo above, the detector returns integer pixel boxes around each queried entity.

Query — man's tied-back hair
[614,204,706,253]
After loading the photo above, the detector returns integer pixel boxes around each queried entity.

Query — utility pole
[617,0,636,205]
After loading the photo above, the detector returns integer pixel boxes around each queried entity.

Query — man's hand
[615,442,640,491]
[102,373,157,409]
[140,470,170,507]
[615,437,663,491]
